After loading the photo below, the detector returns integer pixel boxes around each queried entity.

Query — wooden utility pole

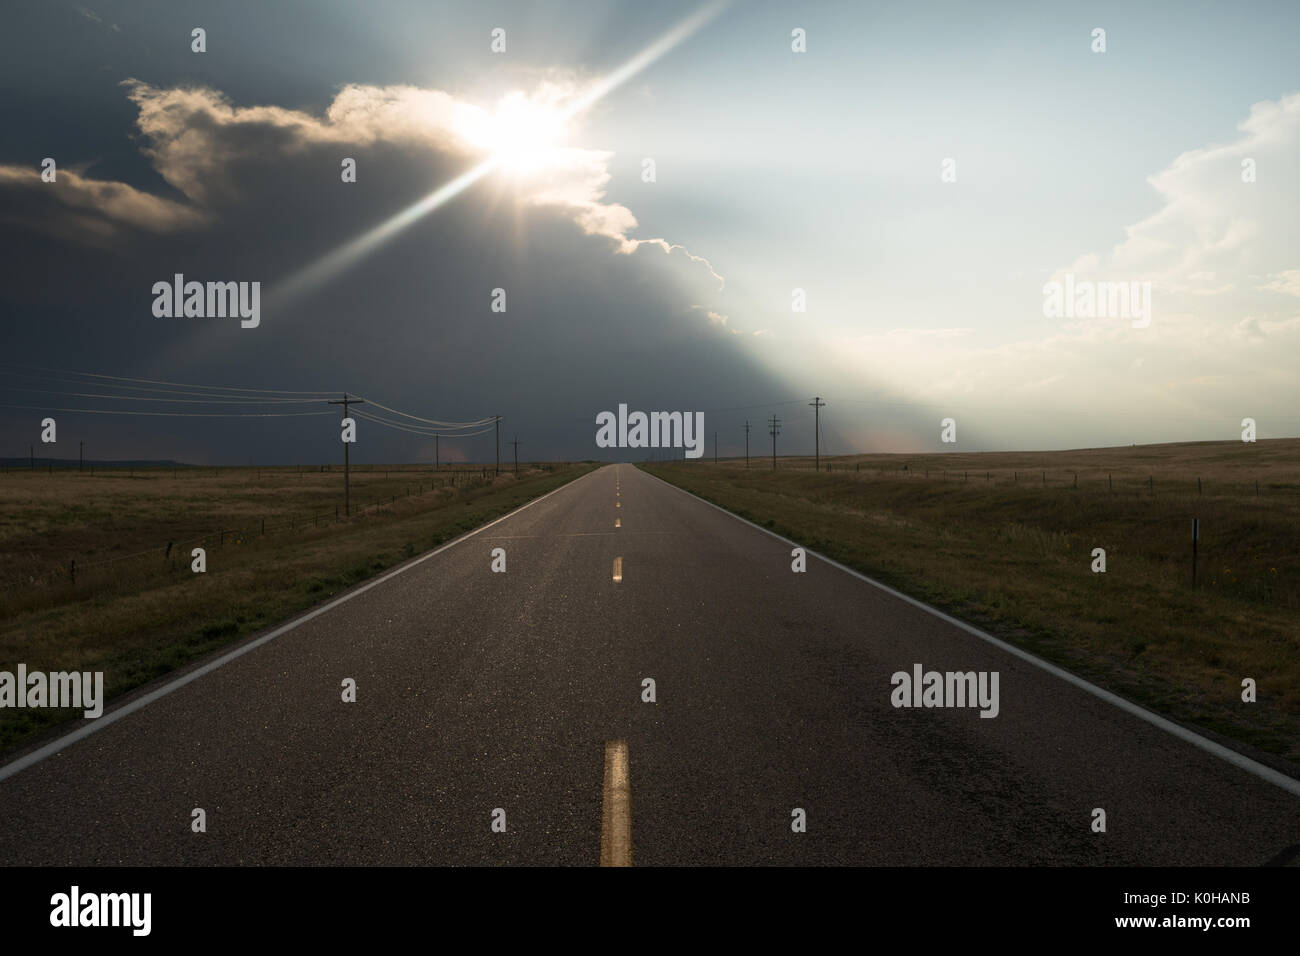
[327,393,365,516]
[768,416,781,471]
[744,420,751,469]
[495,416,501,476]
[809,397,826,471]
[509,436,521,476]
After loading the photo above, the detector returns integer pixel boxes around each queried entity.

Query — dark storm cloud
[0,76,787,464]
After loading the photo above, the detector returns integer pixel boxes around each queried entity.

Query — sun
[468,91,569,174]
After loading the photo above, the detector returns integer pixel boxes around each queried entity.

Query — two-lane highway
[2,463,1298,865]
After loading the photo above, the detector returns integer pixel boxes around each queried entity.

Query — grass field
[0,461,595,756]
[642,439,1300,766]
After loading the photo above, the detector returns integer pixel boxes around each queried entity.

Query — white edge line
[638,466,1300,800]
[0,466,603,784]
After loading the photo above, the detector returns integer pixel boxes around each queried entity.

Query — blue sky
[1,0,1298,462]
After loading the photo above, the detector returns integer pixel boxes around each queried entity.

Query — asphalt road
[3,463,1298,865]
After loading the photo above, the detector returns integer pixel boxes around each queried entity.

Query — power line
[5,374,328,403]
[0,403,333,418]
[360,396,496,429]
[0,386,320,405]
[351,408,496,438]
[0,363,335,396]
[2,366,502,464]
[5,371,329,402]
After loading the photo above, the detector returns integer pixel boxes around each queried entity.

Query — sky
[1,0,1298,464]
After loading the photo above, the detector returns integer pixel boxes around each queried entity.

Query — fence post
[1192,518,1199,589]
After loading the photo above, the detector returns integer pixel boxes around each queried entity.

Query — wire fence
[692,458,1285,498]
[658,459,1300,610]
[0,464,561,608]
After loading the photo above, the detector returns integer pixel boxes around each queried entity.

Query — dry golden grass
[0,463,595,755]
[0,463,514,593]
[644,438,1300,765]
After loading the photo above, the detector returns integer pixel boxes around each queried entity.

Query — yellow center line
[600,739,633,867]
[612,556,623,582]
[615,518,621,528]
[485,532,676,538]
